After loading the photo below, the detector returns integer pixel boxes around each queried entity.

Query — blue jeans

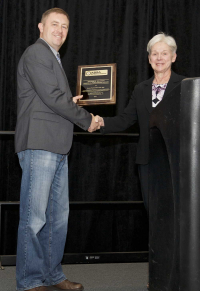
[16,150,69,291]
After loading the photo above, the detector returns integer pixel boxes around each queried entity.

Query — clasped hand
[72,95,104,132]
[88,114,104,132]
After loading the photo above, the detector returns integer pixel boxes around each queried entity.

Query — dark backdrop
[0,0,200,256]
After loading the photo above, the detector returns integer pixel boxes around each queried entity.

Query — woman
[90,32,185,211]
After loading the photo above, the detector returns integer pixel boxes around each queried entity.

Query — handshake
[88,114,104,132]
[72,95,104,132]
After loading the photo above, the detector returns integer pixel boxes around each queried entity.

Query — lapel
[36,39,68,82]
[143,75,154,113]
[163,71,183,98]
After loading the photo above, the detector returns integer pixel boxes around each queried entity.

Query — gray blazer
[15,39,92,154]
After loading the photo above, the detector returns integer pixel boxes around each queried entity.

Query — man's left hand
[72,95,83,103]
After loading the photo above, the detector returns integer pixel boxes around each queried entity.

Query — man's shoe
[53,279,84,290]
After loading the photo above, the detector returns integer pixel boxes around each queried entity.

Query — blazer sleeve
[101,86,138,134]
[22,46,92,130]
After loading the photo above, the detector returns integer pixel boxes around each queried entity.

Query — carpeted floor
[0,262,148,291]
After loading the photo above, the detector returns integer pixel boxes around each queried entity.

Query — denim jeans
[16,150,69,290]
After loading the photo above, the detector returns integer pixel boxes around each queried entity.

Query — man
[15,7,99,291]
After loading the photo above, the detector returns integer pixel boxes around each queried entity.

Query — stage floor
[0,262,148,291]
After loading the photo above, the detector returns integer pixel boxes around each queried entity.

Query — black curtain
[0,0,200,255]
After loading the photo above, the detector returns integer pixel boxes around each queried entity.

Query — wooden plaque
[76,63,116,106]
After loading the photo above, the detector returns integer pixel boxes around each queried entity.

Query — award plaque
[76,63,116,106]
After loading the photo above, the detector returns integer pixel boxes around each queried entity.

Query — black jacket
[101,71,185,164]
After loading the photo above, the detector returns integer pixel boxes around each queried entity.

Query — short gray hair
[147,32,177,55]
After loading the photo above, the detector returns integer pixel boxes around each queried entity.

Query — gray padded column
[180,78,200,291]
[149,78,200,291]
